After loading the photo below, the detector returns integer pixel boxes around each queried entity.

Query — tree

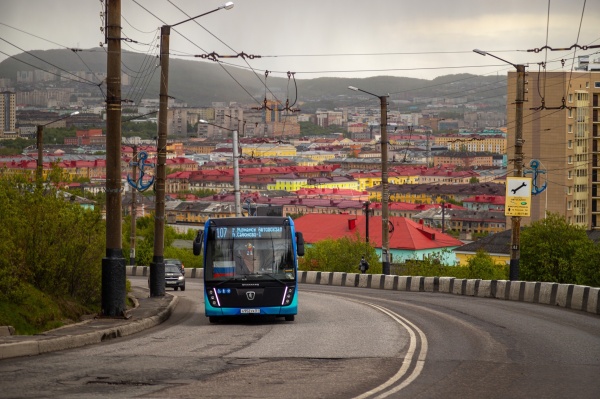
[573,240,600,287]
[465,249,507,280]
[520,213,596,284]
[298,233,380,273]
[0,175,104,308]
[124,214,177,266]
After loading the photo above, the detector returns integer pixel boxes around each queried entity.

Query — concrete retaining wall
[125,266,600,316]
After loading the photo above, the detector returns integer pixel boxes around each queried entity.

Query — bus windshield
[204,224,296,282]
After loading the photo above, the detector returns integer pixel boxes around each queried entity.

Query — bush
[0,176,104,309]
[299,234,380,274]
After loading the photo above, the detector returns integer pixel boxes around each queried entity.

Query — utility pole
[150,24,170,298]
[441,201,446,233]
[233,129,241,216]
[150,3,235,297]
[200,119,241,215]
[363,200,371,243]
[348,86,390,275]
[36,111,79,186]
[36,125,43,184]
[102,0,126,316]
[473,49,526,281]
[510,64,526,281]
[130,145,137,266]
[380,94,390,275]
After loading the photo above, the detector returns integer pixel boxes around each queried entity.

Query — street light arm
[40,111,80,127]
[348,85,382,99]
[169,2,234,27]
[348,85,389,100]
[472,49,516,68]
[199,119,235,132]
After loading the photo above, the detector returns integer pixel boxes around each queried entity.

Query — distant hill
[0,48,506,109]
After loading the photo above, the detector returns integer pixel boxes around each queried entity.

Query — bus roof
[207,216,292,227]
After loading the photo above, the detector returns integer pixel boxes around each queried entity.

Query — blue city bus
[193,216,304,323]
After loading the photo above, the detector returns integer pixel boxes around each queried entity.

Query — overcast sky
[1,0,599,81]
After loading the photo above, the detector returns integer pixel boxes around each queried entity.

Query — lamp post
[363,200,371,244]
[200,119,241,216]
[348,86,390,275]
[473,49,525,281]
[36,111,80,183]
[150,2,234,298]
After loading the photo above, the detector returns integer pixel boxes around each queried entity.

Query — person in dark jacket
[359,256,369,274]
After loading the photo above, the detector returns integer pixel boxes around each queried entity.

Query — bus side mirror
[295,232,305,257]
[193,230,204,256]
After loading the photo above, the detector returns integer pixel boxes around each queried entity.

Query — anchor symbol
[127,151,155,192]
[524,159,547,195]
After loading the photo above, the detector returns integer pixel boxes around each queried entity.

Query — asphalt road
[0,277,598,398]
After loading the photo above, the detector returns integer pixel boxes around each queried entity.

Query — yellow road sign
[505,177,532,217]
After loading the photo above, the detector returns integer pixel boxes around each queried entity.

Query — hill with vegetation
[0,48,507,109]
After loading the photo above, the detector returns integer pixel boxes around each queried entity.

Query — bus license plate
[240,309,260,314]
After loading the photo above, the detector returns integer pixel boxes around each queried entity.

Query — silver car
[165,263,185,291]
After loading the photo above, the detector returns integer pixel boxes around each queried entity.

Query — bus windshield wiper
[213,277,237,287]
[258,273,287,286]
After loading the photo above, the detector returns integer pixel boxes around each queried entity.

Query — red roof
[462,195,505,205]
[293,214,463,251]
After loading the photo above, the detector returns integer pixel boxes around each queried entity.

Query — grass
[0,284,101,335]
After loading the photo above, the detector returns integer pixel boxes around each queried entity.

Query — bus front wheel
[284,315,295,322]
[209,317,220,324]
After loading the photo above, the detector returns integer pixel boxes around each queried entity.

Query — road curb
[0,292,178,360]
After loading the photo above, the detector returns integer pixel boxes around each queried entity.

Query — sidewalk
[0,286,177,360]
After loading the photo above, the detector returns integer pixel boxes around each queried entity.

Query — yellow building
[296,151,337,164]
[454,252,509,267]
[241,143,297,158]
[304,177,359,191]
[350,171,420,192]
[435,134,507,154]
[387,191,433,204]
[453,230,511,266]
[267,175,308,191]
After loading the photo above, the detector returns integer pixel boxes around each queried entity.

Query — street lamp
[473,49,525,281]
[200,119,241,217]
[348,86,390,275]
[150,2,234,298]
[36,111,80,183]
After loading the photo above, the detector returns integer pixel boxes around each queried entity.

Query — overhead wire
[165,0,280,109]
[0,37,102,88]
[566,0,588,95]
[130,0,262,109]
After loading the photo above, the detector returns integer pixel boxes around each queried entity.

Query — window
[568,124,573,133]
[568,171,573,179]
[569,93,573,103]
[595,82,600,89]
[568,140,573,148]
[568,108,573,118]
[568,155,573,164]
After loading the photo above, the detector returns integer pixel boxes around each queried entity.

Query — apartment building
[435,133,507,154]
[507,70,600,229]
[0,91,16,136]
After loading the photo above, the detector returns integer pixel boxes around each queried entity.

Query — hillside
[0,48,507,109]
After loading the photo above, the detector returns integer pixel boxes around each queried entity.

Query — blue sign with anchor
[524,159,547,195]
[127,151,155,192]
